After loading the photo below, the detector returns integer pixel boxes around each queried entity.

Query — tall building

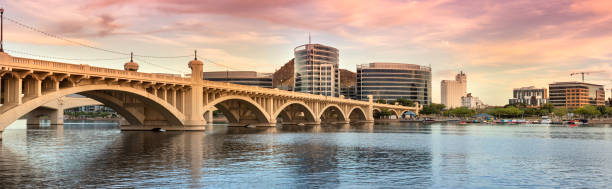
[340,69,357,99]
[293,43,340,97]
[462,93,486,109]
[203,71,273,88]
[549,82,605,108]
[508,86,548,106]
[441,71,467,109]
[272,59,294,91]
[356,63,432,105]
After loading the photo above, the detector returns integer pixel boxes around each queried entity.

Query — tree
[376,99,387,104]
[420,103,445,115]
[395,98,415,106]
[573,105,600,118]
[524,108,541,116]
[553,107,568,118]
[540,103,555,115]
[448,107,475,118]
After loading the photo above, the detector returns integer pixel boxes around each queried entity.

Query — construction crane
[570,71,604,82]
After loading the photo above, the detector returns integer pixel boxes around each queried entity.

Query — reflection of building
[340,69,357,99]
[462,93,486,109]
[549,82,605,108]
[203,71,273,88]
[294,43,340,97]
[273,59,294,91]
[356,63,431,105]
[508,86,548,106]
[441,71,467,108]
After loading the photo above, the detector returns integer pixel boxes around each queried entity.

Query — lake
[1,120,612,188]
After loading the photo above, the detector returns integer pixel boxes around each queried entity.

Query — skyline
[1,0,612,105]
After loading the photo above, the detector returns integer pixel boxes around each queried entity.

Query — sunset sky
[2,0,612,105]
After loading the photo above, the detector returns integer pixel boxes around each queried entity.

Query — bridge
[0,52,419,140]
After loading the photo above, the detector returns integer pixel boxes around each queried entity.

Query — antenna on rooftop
[308,32,311,44]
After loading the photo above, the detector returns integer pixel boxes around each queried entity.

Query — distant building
[548,82,605,109]
[462,93,486,109]
[203,71,273,88]
[272,59,294,91]
[294,43,340,97]
[340,69,357,99]
[441,71,467,108]
[508,86,548,106]
[356,63,432,105]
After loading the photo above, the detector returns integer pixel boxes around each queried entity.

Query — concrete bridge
[0,52,419,140]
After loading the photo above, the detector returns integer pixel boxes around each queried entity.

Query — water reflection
[2,122,612,188]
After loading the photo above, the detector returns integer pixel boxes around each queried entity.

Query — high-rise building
[203,71,273,88]
[548,82,605,108]
[441,71,467,109]
[508,86,548,106]
[293,43,340,97]
[339,69,357,99]
[462,93,486,109]
[356,63,432,105]
[272,59,294,91]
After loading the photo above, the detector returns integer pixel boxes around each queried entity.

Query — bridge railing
[3,55,191,84]
[201,80,417,110]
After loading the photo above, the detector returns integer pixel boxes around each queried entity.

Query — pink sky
[2,0,612,105]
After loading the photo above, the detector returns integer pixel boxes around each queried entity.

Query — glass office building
[293,44,340,97]
[357,63,432,105]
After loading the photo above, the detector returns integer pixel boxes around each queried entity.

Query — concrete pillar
[50,109,64,125]
[26,113,41,125]
[205,111,213,124]
[0,130,3,141]
[184,58,206,128]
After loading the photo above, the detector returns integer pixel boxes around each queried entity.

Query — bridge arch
[347,106,368,122]
[0,84,185,130]
[318,104,347,123]
[203,95,272,126]
[272,101,317,124]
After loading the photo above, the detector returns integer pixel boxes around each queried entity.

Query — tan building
[549,82,605,109]
[441,71,467,109]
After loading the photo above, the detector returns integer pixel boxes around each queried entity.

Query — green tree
[540,103,555,115]
[376,99,387,104]
[395,98,415,106]
[524,108,541,116]
[448,107,475,118]
[553,107,568,118]
[574,105,600,118]
[420,103,445,115]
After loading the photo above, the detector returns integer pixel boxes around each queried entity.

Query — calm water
[1,120,612,188]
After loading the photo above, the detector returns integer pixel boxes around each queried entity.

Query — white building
[462,93,486,109]
[441,71,467,109]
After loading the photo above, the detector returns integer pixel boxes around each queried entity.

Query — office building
[204,71,273,88]
[441,71,467,108]
[548,82,605,108]
[293,43,340,97]
[356,63,432,105]
[508,86,548,106]
[462,93,486,109]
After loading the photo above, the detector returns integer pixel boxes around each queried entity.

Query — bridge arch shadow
[203,96,272,126]
[319,104,347,124]
[273,101,318,125]
[347,106,368,123]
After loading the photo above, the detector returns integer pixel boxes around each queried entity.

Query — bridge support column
[182,57,206,130]
[49,109,64,125]
[0,130,3,141]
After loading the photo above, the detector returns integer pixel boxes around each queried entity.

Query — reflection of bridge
[0,52,419,139]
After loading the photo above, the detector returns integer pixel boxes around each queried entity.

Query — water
[2,120,612,188]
